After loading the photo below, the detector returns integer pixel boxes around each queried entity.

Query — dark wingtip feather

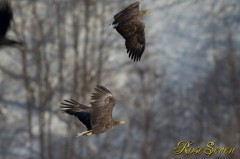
[95,85,111,94]
[132,1,140,7]
[127,48,143,62]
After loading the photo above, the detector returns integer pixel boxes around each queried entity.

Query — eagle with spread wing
[0,0,22,47]
[112,2,151,62]
[60,85,125,137]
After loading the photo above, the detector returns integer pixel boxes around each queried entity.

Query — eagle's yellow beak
[119,120,126,125]
[145,10,152,14]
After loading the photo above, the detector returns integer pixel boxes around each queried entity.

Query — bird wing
[60,99,92,130]
[116,21,145,61]
[90,85,116,133]
[0,0,13,37]
[90,85,114,108]
[61,99,91,111]
[113,2,140,24]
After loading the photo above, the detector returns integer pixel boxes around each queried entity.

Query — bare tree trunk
[12,1,36,158]
[63,1,81,158]
[43,46,53,159]
[140,71,149,159]
[30,2,45,158]
[82,0,91,102]
[55,1,67,158]
[21,45,35,159]
[36,31,45,159]
[96,2,105,84]
[17,14,35,159]
[225,31,240,159]
[72,0,80,99]
[56,1,66,98]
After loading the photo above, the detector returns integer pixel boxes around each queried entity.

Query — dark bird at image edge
[0,0,22,47]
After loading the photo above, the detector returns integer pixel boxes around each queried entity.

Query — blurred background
[0,0,239,159]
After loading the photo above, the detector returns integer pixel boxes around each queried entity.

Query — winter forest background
[0,0,240,159]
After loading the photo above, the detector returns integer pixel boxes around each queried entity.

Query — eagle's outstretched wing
[60,99,92,130]
[113,2,150,62]
[61,99,91,111]
[116,21,145,61]
[113,2,140,24]
[90,85,116,133]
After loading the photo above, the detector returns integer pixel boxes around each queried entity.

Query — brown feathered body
[60,85,125,136]
[113,2,151,61]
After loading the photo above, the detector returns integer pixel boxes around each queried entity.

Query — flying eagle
[0,0,22,47]
[112,2,151,62]
[60,85,125,137]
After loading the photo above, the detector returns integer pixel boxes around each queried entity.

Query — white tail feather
[76,132,86,137]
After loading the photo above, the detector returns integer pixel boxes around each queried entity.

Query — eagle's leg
[76,130,93,137]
